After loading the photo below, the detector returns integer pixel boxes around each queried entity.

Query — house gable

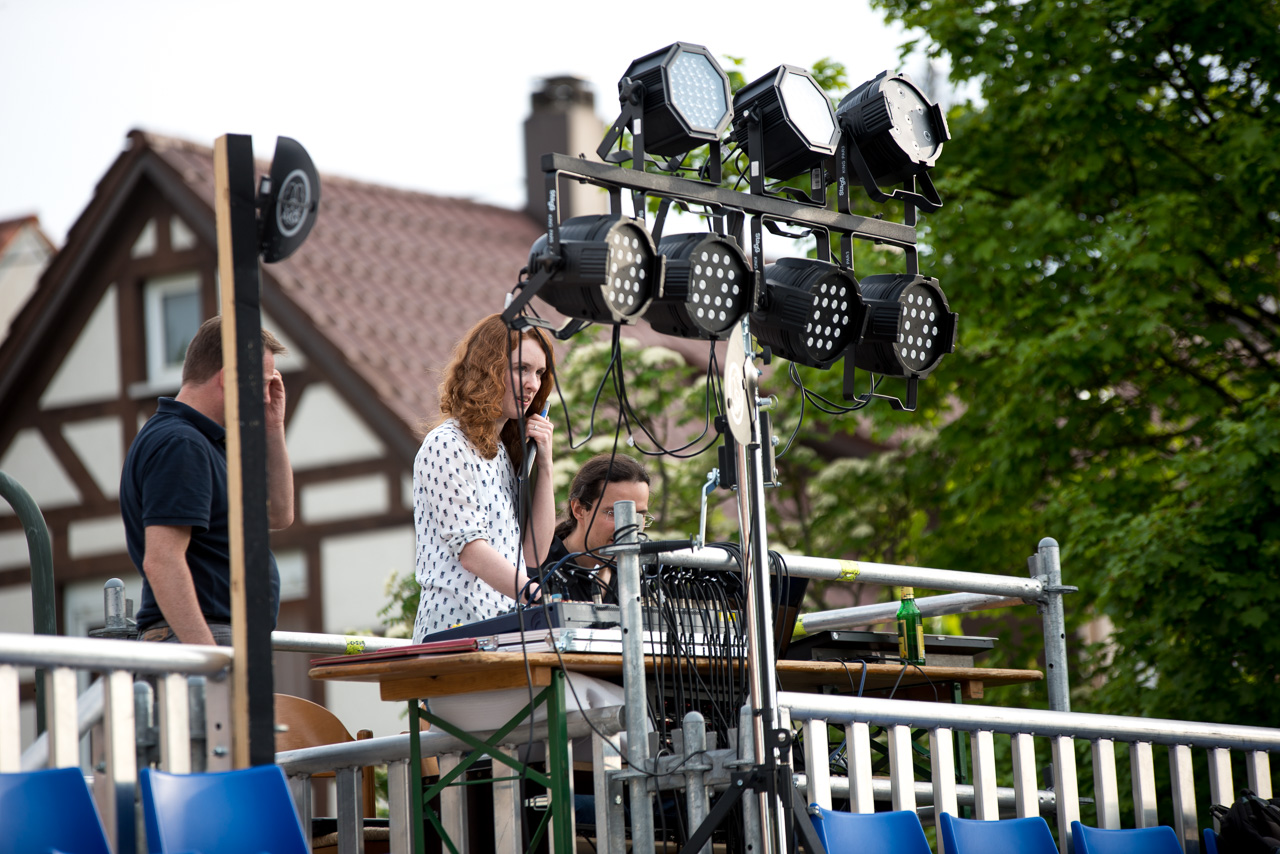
[0,134,419,662]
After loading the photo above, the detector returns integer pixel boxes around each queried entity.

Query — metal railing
[1,535,1211,854]
[271,630,410,655]
[651,537,1076,711]
[0,632,233,854]
[275,706,625,854]
[0,472,56,733]
[6,628,1277,854]
[0,626,625,854]
[780,691,1280,854]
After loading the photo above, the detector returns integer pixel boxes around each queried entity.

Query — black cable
[728,147,750,193]
[609,333,722,459]
[836,659,870,698]
[786,361,882,418]
[549,334,621,453]
[886,661,939,703]
[505,333,543,809]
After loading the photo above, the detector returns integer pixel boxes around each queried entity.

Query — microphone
[523,404,549,479]
[599,537,696,557]
[637,537,696,555]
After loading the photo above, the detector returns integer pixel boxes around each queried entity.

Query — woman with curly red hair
[412,314,556,642]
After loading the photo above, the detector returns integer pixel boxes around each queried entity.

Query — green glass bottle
[896,587,927,666]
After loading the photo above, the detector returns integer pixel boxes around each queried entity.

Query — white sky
[0,0,925,246]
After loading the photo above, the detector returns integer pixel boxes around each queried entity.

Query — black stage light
[836,71,950,207]
[851,273,957,378]
[619,42,732,157]
[644,232,753,339]
[749,258,865,369]
[528,215,660,324]
[731,65,840,181]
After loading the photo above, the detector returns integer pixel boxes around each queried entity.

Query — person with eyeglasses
[542,453,652,601]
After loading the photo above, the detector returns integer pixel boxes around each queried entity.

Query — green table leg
[409,699,426,854]
[547,671,572,854]
[412,674,575,854]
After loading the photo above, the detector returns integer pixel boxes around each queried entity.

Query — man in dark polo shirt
[120,316,294,646]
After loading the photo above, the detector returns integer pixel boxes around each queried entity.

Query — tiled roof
[144,132,548,433]
[142,132,724,438]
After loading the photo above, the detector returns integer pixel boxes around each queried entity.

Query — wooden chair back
[274,693,376,818]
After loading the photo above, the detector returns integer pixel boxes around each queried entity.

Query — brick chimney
[523,76,609,223]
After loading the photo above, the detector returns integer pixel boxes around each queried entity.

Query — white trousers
[426,672,638,761]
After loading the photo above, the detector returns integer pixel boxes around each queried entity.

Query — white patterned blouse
[412,419,525,642]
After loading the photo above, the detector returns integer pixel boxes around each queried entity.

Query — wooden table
[309,650,1042,704]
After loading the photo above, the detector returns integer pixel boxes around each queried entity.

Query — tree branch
[1156,349,1242,410]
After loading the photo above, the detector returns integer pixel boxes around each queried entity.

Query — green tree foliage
[843,0,1280,725]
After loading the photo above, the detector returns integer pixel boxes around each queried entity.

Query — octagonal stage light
[619,42,732,157]
[731,65,840,182]
[835,71,950,209]
[643,232,753,340]
[850,273,957,378]
[749,258,866,369]
[527,215,660,324]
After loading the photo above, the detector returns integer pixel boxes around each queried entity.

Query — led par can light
[621,42,733,156]
[644,232,753,339]
[851,273,957,377]
[731,65,840,180]
[836,71,950,186]
[528,215,660,324]
[749,257,866,369]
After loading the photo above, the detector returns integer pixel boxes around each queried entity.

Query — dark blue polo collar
[156,397,226,446]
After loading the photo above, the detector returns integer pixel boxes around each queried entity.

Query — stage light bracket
[841,272,957,411]
[731,65,840,191]
[750,257,866,370]
[502,265,592,341]
[839,135,943,214]
[597,42,731,183]
[644,231,754,340]
[836,71,950,213]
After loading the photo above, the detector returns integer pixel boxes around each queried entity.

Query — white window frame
[143,272,201,389]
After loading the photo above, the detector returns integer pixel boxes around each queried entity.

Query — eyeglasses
[584,504,657,529]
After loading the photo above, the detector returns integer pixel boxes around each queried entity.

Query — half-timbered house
[0,78,608,742]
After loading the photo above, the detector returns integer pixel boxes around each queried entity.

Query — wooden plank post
[213,133,276,768]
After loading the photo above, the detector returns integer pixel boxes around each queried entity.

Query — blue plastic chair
[139,765,308,854]
[1071,821,1183,854]
[1204,826,1219,854]
[0,766,112,854]
[809,805,932,854]
[939,812,1059,854]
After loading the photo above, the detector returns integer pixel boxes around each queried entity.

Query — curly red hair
[434,314,555,467]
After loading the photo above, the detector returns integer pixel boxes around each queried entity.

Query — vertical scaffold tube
[1035,538,1071,712]
[615,500,655,854]
[733,398,784,854]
